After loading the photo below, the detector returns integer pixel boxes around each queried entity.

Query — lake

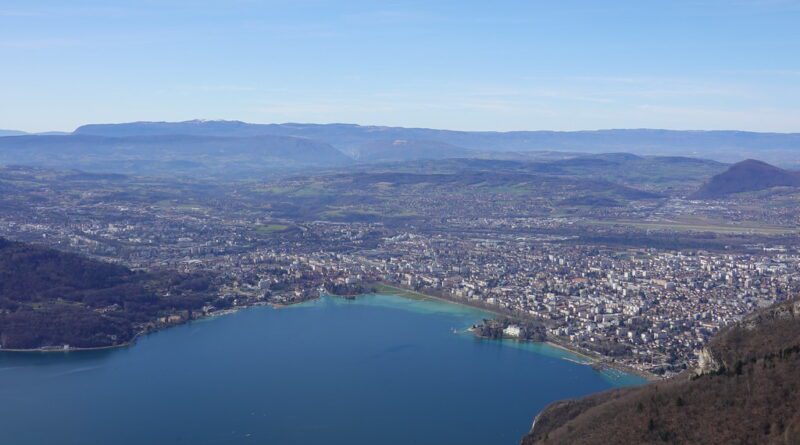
[0,294,644,445]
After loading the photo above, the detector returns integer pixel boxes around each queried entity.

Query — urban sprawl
[2,169,798,378]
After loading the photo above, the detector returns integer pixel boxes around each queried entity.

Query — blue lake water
[0,294,644,445]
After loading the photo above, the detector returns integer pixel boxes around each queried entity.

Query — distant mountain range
[351,139,472,162]
[692,159,800,199]
[522,298,800,445]
[0,133,351,178]
[0,129,69,136]
[72,120,800,166]
[0,129,28,137]
[0,119,797,177]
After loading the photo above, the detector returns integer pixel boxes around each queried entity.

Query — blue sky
[2,0,799,132]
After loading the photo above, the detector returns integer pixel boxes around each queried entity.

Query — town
[1,165,798,377]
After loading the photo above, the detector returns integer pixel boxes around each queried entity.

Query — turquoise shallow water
[0,294,644,445]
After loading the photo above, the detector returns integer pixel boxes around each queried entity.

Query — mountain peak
[691,159,800,199]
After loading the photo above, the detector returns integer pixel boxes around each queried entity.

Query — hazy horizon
[2,0,800,133]
[6,118,800,136]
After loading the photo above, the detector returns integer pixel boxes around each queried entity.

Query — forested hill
[521,297,800,445]
[691,159,800,199]
[0,238,218,350]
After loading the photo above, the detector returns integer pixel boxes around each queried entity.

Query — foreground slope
[522,298,800,445]
[692,159,800,199]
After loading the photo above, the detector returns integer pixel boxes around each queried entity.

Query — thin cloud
[0,38,82,49]
[181,84,258,93]
[341,9,439,25]
[0,9,45,17]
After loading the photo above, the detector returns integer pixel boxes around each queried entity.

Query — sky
[1,0,800,133]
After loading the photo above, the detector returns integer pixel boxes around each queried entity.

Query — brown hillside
[522,298,800,445]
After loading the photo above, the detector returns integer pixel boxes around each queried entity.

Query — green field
[584,219,799,235]
[372,283,435,301]
[254,224,290,234]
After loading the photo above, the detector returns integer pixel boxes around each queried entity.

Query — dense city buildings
[2,164,797,377]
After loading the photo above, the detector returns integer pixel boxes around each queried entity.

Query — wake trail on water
[49,365,104,378]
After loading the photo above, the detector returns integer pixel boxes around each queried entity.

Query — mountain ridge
[351,139,473,162]
[0,129,28,137]
[72,120,800,165]
[0,133,352,178]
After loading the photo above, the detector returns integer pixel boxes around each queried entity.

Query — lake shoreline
[0,304,261,354]
[0,284,657,381]
[1,284,627,445]
[333,282,658,382]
